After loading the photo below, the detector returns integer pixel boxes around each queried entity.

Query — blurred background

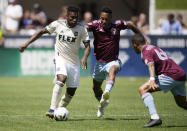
[0,0,187,77]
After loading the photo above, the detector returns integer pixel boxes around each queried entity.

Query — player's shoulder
[56,20,67,26]
[114,20,126,25]
[142,45,155,54]
[76,22,85,28]
[76,22,87,31]
[88,20,100,25]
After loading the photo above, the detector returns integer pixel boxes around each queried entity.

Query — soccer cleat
[143,119,162,127]
[97,100,109,118]
[45,109,54,119]
[100,91,110,106]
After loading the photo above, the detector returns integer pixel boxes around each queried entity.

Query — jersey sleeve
[81,26,90,43]
[45,21,58,34]
[116,20,127,30]
[142,49,154,65]
[85,20,97,31]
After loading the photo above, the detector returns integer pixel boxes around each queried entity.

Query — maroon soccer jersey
[86,20,127,63]
[141,45,186,81]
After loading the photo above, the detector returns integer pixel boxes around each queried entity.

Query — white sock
[104,80,114,93]
[151,114,160,120]
[58,93,72,107]
[142,92,159,119]
[50,82,64,110]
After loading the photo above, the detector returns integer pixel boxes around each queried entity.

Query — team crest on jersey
[111,28,116,35]
[74,31,78,36]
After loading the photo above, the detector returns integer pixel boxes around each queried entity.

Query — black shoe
[144,119,162,127]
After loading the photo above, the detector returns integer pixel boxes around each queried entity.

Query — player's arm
[147,62,159,90]
[19,28,48,52]
[126,22,142,35]
[81,41,91,69]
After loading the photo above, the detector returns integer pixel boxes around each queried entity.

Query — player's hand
[81,57,87,69]
[149,80,159,90]
[19,44,27,53]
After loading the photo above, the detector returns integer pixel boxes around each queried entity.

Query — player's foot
[143,119,162,127]
[100,91,110,106]
[45,109,54,119]
[97,100,109,118]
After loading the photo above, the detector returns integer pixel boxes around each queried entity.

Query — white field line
[0,114,187,117]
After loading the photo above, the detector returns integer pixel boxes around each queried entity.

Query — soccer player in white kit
[19,6,90,119]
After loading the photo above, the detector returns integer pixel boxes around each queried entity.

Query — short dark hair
[168,13,174,20]
[101,7,112,15]
[67,6,79,14]
[132,34,145,45]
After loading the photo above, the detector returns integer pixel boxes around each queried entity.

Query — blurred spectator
[30,3,47,29]
[81,11,93,25]
[19,10,36,35]
[137,13,149,34]
[162,13,182,35]
[58,6,67,20]
[4,0,23,34]
[177,14,187,29]
[0,28,5,46]
[21,10,33,29]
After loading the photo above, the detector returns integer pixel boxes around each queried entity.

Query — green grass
[0,77,187,131]
[156,0,187,10]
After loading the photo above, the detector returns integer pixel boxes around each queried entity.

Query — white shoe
[97,100,109,118]
[100,91,110,106]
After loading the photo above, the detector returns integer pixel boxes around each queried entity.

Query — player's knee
[138,87,144,95]
[57,74,67,83]
[138,86,147,96]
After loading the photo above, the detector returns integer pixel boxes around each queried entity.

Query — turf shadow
[163,125,187,128]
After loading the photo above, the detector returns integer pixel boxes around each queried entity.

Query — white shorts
[55,55,80,88]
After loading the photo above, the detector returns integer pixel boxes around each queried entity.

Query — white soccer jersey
[46,20,89,65]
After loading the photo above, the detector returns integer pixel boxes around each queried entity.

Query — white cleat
[100,91,110,106]
[97,100,109,118]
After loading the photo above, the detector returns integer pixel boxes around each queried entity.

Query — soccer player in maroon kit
[86,7,142,117]
[131,34,187,127]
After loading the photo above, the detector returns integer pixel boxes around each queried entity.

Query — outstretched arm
[19,28,48,52]
[81,42,91,69]
[147,62,159,90]
[126,22,142,35]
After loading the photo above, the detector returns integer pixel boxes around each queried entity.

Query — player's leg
[93,79,103,102]
[92,61,108,117]
[46,74,67,118]
[139,81,162,127]
[100,60,121,105]
[174,95,187,109]
[92,61,106,102]
[58,87,77,107]
[100,65,119,105]
[171,81,187,110]
[46,55,67,118]
[58,63,80,108]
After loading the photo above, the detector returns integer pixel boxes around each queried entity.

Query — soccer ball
[54,107,69,121]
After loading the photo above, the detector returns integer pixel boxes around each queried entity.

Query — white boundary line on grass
[0,114,187,117]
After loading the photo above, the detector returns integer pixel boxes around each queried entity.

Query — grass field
[156,0,187,10]
[0,77,187,131]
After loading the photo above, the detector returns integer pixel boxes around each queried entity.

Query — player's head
[131,34,146,54]
[67,6,79,28]
[100,7,112,29]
